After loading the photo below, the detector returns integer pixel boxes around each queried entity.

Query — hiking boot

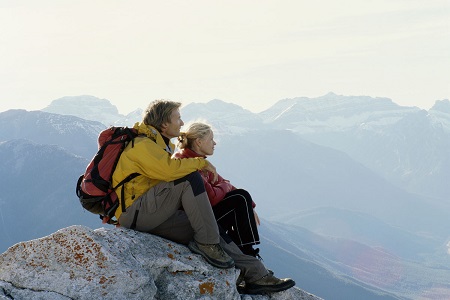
[236,272,246,294]
[246,273,295,294]
[188,240,235,269]
[237,269,274,294]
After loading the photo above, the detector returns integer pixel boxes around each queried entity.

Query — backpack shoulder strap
[116,172,140,214]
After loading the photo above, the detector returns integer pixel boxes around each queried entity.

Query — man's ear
[160,123,167,131]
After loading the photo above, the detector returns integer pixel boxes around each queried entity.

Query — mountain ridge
[1,94,449,298]
[0,139,101,251]
[0,109,103,158]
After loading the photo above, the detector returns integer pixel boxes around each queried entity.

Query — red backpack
[76,126,140,224]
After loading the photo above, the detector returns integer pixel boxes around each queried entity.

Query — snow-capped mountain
[429,99,450,132]
[0,109,103,158]
[180,99,266,135]
[42,95,143,127]
[183,94,450,201]
[292,104,450,200]
[259,92,421,133]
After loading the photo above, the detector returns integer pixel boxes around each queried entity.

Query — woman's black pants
[212,189,260,254]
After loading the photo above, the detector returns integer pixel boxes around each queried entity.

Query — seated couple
[112,100,295,294]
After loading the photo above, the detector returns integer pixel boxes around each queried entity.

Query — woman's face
[196,130,216,156]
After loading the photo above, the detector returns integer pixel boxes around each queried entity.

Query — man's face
[161,108,184,139]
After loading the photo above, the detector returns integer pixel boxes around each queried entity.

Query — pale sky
[1,0,449,114]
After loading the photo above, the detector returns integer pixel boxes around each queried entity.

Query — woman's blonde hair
[178,122,212,149]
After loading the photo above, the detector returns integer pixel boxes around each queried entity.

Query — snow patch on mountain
[429,99,450,133]
[0,109,103,158]
[181,99,265,135]
[42,95,142,127]
[260,93,420,133]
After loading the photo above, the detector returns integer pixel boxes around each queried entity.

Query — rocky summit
[0,225,321,300]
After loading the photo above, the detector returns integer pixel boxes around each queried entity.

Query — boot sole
[188,241,235,269]
[246,279,295,294]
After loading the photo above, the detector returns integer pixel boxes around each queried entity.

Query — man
[112,100,295,294]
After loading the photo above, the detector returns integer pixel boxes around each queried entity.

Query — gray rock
[0,225,321,300]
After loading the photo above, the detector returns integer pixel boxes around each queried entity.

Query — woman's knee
[232,189,253,206]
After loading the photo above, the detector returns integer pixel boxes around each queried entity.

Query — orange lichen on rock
[8,227,114,287]
[199,281,215,295]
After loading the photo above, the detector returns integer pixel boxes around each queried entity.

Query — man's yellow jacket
[112,122,207,219]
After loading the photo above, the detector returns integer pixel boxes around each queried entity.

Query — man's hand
[202,160,218,183]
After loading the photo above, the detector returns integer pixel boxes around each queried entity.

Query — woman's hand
[202,160,218,183]
[254,209,260,226]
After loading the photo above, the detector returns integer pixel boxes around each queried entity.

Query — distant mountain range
[41,94,450,200]
[0,109,104,158]
[182,93,450,202]
[1,93,449,299]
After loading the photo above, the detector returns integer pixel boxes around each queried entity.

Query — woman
[174,122,261,258]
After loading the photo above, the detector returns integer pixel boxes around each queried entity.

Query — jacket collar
[133,122,175,154]
[180,147,205,158]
